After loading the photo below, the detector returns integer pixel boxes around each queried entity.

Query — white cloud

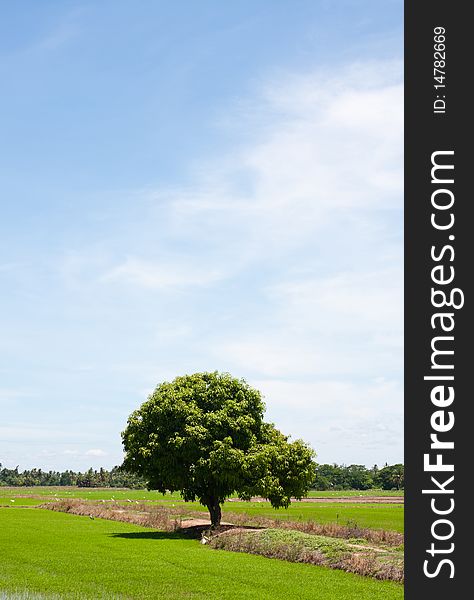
[214,267,402,380]
[94,59,403,290]
[103,257,223,289]
[0,262,21,273]
[98,60,402,463]
[268,268,403,343]
[163,60,402,257]
[0,388,33,402]
[9,59,402,469]
[85,448,107,457]
[253,377,403,464]
[0,426,72,443]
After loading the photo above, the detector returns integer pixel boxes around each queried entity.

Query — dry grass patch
[213,510,403,547]
[208,529,404,582]
[41,499,403,546]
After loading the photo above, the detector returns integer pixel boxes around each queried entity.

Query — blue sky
[0,1,403,471]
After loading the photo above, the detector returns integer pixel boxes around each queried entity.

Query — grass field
[0,508,403,600]
[307,490,404,498]
[0,487,404,499]
[224,501,403,532]
[0,487,404,532]
[0,498,54,506]
[139,498,403,533]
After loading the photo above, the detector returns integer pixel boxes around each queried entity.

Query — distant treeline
[1,462,404,491]
[0,464,146,488]
[313,463,404,491]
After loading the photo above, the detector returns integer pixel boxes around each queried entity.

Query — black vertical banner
[405,2,470,598]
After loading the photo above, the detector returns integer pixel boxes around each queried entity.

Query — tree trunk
[207,499,222,528]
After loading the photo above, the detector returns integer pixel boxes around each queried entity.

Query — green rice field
[0,508,403,600]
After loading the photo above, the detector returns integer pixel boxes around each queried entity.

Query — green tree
[345,465,373,490]
[122,371,315,527]
[374,463,404,490]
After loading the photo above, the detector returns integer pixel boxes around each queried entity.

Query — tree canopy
[0,464,144,488]
[121,371,316,526]
[312,463,405,491]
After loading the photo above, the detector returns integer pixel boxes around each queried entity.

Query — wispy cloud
[253,377,402,463]
[85,448,107,458]
[2,58,403,469]
[95,60,402,294]
[0,388,34,402]
[92,60,402,463]
[103,257,224,290]
[163,60,402,253]
[35,22,78,52]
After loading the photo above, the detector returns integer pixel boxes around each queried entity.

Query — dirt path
[179,518,233,528]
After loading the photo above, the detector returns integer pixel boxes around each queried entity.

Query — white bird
[89,515,94,520]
